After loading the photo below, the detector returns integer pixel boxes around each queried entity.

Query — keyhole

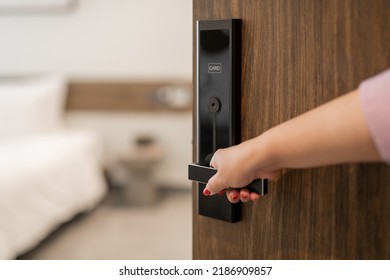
[208,97,221,113]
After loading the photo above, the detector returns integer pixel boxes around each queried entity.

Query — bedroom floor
[19,189,192,260]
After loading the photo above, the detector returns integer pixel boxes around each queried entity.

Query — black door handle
[188,163,268,196]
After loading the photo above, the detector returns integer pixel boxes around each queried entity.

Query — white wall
[0,0,192,80]
[0,0,193,188]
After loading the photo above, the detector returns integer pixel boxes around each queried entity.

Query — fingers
[205,186,262,203]
[225,188,261,203]
[204,172,225,195]
[226,189,240,203]
[239,189,251,203]
[217,189,226,196]
[250,192,260,201]
[209,151,219,169]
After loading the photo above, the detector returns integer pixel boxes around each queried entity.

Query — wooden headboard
[66,81,192,112]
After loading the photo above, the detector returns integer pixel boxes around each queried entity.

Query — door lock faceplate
[189,19,268,223]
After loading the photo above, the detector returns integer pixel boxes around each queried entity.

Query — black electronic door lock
[189,19,268,223]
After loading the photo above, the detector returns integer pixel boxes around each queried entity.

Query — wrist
[245,130,282,175]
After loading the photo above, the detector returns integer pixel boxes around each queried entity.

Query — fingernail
[203,189,210,196]
[232,194,239,200]
[242,194,248,199]
[218,190,225,196]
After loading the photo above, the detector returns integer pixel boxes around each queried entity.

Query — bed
[0,75,107,259]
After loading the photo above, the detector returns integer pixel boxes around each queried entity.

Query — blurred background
[0,0,192,259]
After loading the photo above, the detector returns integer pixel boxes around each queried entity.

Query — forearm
[206,85,386,199]
[257,90,381,169]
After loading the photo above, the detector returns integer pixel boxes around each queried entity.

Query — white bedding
[0,131,107,259]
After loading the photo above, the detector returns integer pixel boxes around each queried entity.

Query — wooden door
[192,0,390,259]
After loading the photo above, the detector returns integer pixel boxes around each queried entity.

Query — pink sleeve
[358,69,390,164]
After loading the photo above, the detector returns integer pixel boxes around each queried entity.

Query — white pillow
[0,74,66,135]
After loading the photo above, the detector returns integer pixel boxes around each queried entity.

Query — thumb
[204,172,225,195]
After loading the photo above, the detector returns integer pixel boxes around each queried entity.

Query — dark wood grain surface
[193,0,390,259]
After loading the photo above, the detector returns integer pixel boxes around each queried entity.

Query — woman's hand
[204,136,281,203]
